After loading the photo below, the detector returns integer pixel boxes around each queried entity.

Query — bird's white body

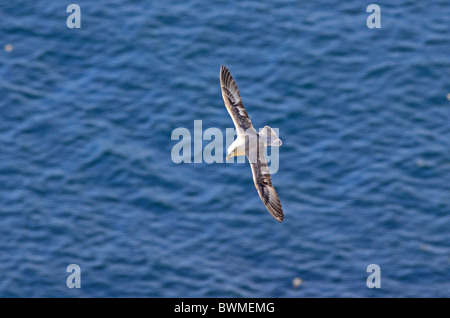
[227,126,282,161]
[227,135,247,158]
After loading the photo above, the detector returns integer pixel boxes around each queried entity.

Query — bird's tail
[259,126,282,147]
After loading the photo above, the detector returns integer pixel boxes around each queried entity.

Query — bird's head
[226,147,237,161]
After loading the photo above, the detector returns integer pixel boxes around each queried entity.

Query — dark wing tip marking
[250,159,284,223]
[219,65,253,131]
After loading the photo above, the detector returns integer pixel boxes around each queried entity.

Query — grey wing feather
[220,65,253,133]
[249,152,284,222]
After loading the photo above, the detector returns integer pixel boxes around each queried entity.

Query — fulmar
[220,65,284,222]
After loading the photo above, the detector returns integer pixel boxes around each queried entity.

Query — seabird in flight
[220,65,284,222]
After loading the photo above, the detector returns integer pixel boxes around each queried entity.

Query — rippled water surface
[0,1,449,297]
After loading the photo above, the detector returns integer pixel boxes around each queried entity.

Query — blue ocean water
[0,1,449,297]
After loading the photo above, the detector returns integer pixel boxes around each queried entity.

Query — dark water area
[0,1,449,297]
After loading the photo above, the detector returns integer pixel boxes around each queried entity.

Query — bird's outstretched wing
[249,149,284,222]
[220,65,253,134]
